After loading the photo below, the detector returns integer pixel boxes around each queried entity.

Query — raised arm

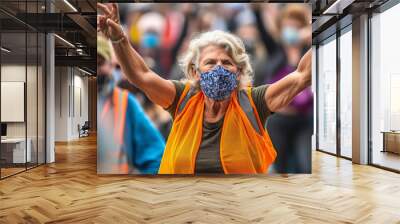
[265,49,312,112]
[252,4,284,57]
[97,3,175,109]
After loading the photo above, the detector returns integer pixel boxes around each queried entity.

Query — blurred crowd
[100,3,313,173]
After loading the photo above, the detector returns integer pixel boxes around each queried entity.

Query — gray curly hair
[178,30,253,89]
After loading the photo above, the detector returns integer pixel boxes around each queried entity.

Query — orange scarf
[159,85,276,174]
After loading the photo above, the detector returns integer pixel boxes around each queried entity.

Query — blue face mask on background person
[141,32,160,49]
[199,65,238,101]
[281,26,300,46]
[98,73,115,97]
[112,68,122,84]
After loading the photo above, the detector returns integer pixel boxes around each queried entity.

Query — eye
[205,60,215,65]
[223,60,233,65]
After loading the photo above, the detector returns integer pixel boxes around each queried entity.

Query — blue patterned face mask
[199,65,239,101]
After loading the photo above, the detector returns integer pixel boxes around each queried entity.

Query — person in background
[97,35,165,174]
[124,4,193,79]
[253,4,313,173]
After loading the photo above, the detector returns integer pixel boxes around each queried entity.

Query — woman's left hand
[265,49,312,112]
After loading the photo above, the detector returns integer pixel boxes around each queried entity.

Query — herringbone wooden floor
[0,135,399,224]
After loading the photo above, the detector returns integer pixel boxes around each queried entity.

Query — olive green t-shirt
[165,81,272,174]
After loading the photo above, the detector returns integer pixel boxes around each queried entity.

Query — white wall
[1,65,26,81]
[54,66,69,141]
[71,73,89,138]
[54,67,89,141]
[1,65,29,138]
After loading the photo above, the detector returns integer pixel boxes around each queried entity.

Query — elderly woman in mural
[98,3,312,174]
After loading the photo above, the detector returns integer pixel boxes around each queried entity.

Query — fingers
[97,3,111,16]
[111,3,120,18]
[107,18,123,36]
[97,15,107,24]
[97,15,107,31]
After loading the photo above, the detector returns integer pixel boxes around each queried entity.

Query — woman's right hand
[97,3,176,109]
[97,3,124,42]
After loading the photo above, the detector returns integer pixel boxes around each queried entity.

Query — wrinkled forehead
[198,45,234,64]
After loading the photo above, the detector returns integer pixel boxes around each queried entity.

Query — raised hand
[97,3,124,42]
